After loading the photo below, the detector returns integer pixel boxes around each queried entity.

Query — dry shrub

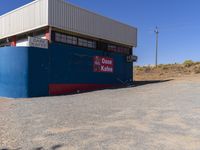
[183,60,195,68]
[194,66,200,74]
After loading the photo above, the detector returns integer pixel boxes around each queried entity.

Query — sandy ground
[1,75,200,150]
[134,64,200,81]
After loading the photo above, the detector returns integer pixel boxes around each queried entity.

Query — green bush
[183,60,194,67]
[136,67,144,71]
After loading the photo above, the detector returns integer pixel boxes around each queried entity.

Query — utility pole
[154,26,159,67]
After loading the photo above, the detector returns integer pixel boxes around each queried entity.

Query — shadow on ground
[133,79,173,87]
[0,144,64,150]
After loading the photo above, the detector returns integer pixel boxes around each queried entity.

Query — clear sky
[0,0,200,66]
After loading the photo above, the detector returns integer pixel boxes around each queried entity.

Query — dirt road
[1,75,200,150]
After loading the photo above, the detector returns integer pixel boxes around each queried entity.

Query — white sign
[28,37,48,49]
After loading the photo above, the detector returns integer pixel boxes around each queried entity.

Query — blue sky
[0,0,200,65]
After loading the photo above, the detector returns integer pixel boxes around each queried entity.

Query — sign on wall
[28,37,48,49]
[93,56,114,73]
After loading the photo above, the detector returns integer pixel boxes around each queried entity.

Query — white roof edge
[0,0,40,19]
[0,25,49,40]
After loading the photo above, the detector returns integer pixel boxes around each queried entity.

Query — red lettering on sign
[93,56,114,73]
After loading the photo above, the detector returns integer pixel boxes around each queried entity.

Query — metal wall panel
[48,0,137,47]
[0,0,137,47]
[0,0,48,39]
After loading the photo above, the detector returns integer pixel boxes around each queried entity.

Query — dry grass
[134,60,200,81]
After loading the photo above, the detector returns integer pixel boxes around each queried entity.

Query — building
[0,0,137,98]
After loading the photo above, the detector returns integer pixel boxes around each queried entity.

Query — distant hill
[134,60,200,81]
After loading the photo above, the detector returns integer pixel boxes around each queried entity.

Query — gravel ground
[1,75,200,150]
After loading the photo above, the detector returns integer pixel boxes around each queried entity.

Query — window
[88,41,96,48]
[66,35,77,45]
[72,37,78,45]
[88,41,93,48]
[55,32,77,45]
[54,31,96,49]
[108,45,117,52]
[55,33,62,42]
[78,38,96,49]
[108,44,130,55]
[78,38,87,47]
[61,34,67,43]
[53,31,131,53]
[117,47,125,53]
[119,47,130,55]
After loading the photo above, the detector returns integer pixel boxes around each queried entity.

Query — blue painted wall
[49,43,133,85]
[0,47,29,98]
[28,48,49,97]
[0,43,133,98]
[0,47,49,98]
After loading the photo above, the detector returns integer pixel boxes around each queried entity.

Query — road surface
[1,75,200,150]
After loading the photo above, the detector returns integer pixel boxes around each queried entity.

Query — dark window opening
[52,31,131,55]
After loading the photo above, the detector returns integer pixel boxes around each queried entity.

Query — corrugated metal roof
[0,0,48,40]
[0,0,137,47]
